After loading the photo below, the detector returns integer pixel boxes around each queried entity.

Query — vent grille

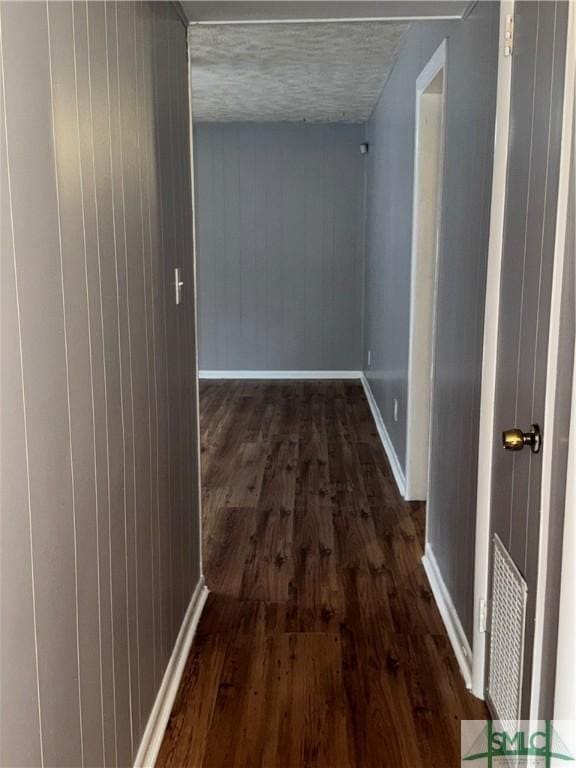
[487,535,528,722]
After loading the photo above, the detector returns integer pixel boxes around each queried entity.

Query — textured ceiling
[188,22,409,123]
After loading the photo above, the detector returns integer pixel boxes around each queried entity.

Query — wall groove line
[114,3,139,753]
[509,2,540,551]
[46,4,85,763]
[525,1,558,571]
[71,3,104,760]
[84,1,115,759]
[153,3,174,661]
[107,2,134,759]
[140,5,163,686]
[134,1,157,698]
[103,4,122,761]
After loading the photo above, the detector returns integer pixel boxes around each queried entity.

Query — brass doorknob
[502,424,541,454]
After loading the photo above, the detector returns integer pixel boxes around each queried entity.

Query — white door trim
[472,0,515,699]
[532,2,576,719]
[405,39,447,502]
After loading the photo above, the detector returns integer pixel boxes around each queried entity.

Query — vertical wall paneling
[362,3,499,642]
[0,2,202,766]
[117,1,143,743]
[139,5,159,692]
[151,2,173,672]
[0,11,44,767]
[86,3,121,762]
[104,3,134,761]
[166,8,183,644]
[169,15,185,642]
[194,122,366,372]
[134,0,153,719]
[426,2,500,644]
[3,3,83,765]
[110,3,138,757]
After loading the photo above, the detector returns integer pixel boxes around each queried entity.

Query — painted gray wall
[0,3,201,767]
[195,122,366,371]
[362,3,499,642]
[363,21,453,465]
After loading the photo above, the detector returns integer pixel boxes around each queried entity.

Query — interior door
[488,0,568,719]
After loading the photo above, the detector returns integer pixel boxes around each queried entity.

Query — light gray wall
[363,20,453,464]
[362,3,499,641]
[0,3,201,767]
[195,122,366,371]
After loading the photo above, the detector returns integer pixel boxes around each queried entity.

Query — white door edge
[472,0,515,700]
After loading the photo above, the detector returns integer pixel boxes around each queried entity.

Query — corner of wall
[360,120,370,374]
[360,374,406,497]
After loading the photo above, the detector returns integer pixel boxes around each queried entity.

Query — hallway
[157,381,486,767]
[2,2,574,763]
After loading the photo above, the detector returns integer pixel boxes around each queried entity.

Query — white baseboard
[199,370,362,380]
[422,544,473,690]
[134,577,209,768]
[360,374,406,497]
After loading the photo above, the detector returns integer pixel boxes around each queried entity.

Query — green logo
[463,721,574,767]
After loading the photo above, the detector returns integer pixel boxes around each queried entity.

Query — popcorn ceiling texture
[188,22,409,122]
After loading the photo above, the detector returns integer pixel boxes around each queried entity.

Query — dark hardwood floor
[157,381,486,767]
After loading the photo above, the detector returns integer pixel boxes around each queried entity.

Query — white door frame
[473,0,576,702]
[472,0,515,700]
[405,39,447,502]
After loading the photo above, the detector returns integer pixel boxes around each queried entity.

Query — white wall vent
[487,534,528,722]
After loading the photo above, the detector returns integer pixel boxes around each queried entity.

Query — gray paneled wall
[363,20,455,465]
[426,3,499,643]
[194,122,366,371]
[362,3,499,642]
[0,3,201,767]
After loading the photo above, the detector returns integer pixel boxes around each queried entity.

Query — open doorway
[405,41,446,502]
[160,8,497,765]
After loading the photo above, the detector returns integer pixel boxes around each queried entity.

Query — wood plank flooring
[157,381,487,767]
